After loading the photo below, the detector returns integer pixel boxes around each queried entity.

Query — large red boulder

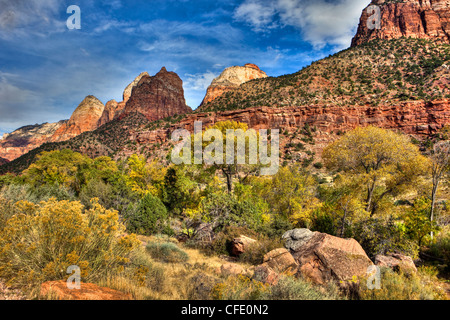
[283,229,373,285]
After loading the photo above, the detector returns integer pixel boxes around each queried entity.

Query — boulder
[40,280,132,300]
[262,248,298,273]
[252,264,279,286]
[220,263,246,277]
[230,235,257,256]
[282,228,314,252]
[284,229,373,285]
[375,253,417,273]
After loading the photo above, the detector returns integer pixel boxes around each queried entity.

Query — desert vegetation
[0,123,448,300]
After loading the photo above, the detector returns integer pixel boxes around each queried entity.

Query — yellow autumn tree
[192,120,261,192]
[126,154,166,197]
[322,126,429,216]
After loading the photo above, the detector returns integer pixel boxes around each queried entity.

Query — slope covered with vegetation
[200,38,450,112]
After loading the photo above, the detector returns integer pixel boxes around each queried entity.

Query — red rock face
[352,0,450,47]
[0,121,67,161]
[199,63,268,108]
[51,95,105,142]
[131,99,450,156]
[97,99,119,128]
[121,67,192,121]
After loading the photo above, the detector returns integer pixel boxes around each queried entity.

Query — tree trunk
[430,180,440,240]
[222,167,232,193]
[366,179,376,214]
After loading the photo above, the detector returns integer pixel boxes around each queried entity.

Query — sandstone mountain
[121,67,192,121]
[352,0,450,47]
[97,72,149,127]
[50,95,105,142]
[199,63,268,109]
[0,121,67,161]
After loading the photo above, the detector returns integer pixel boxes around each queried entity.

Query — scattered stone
[40,280,132,300]
[263,248,298,273]
[252,264,279,286]
[230,235,257,256]
[375,253,417,273]
[220,263,246,277]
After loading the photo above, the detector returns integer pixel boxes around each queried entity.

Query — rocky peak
[121,67,192,121]
[123,72,149,102]
[352,0,450,47]
[199,63,268,107]
[51,95,105,142]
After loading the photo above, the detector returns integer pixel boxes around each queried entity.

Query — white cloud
[184,71,219,91]
[234,0,370,49]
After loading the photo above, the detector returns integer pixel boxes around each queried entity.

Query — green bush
[0,183,74,204]
[353,217,419,259]
[358,267,447,300]
[146,241,189,263]
[125,193,172,235]
[262,276,343,300]
[428,227,450,272]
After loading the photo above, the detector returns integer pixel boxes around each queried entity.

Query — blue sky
[0,0,370,137]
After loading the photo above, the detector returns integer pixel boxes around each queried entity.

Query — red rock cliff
[352,0,450,47]
[121,67,192,121]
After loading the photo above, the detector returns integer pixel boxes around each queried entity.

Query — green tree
[125,193,171,235]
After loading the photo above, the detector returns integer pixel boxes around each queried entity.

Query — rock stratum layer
[199,63,268,108]
[352,0,450,47]
[0,121,67,161]
[130,99,450,157]
[121,67,192,121]
[51,95,105,142]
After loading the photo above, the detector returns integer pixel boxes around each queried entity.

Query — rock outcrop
[199,63,268,108]
[352,0,450,47]
[51,95,105,142]
[97,72,149,127]
[0,121,67,161]
[40,280,131,300]
[121,67,192,121]
[283,229,373,285]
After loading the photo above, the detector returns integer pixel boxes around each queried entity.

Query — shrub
[0,183,74,204]
[146,241,189,263]
[352,217,419,260]
[0,198,140,286]
[261,276,343,300]
[358,267,447,300]
[428,226,450,272]
[212,275,270,300]
[125,193,172,235]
